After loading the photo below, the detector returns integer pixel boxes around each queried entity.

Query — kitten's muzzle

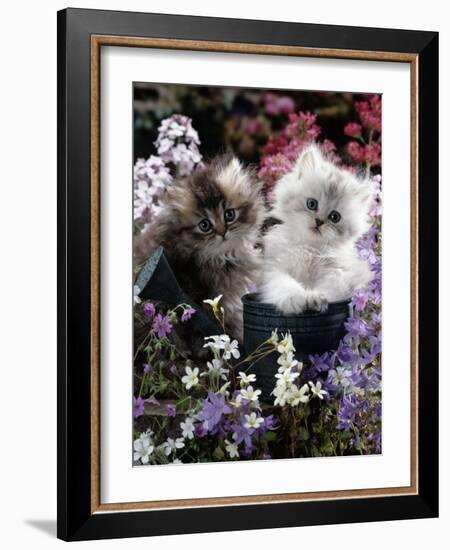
[315,218,324,228]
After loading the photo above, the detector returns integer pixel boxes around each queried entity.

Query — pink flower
[344,122,362,137]
[347,141,364,162]
[263,94,294,116]
[243,118,262,135]
[364,143,381,166]
[285,111,321,141]
[258,152,295,187]
[263,134,289,156]
[133,396,145,418]
[355,95,381,132]
[277,96,295,114]
[264,93,280,116]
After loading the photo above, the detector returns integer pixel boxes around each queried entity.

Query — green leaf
[298,427,309,441]
[212,446,225,460]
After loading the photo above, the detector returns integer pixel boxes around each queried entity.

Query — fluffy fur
[260,144,374,314]
[135,155,265,339]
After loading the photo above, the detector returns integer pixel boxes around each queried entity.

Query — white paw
[277,293,308,314]
[304,291,328,313]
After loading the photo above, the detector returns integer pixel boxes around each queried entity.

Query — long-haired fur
[261,144,374,313]
[135,155,265,339]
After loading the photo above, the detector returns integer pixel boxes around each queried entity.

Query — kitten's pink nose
[315,218,324,228]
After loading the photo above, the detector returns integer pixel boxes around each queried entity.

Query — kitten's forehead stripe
[189,168,226,210]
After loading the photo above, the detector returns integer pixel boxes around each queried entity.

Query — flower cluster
[133,98,382,462]
[133,114,202,226]
[155,114,202,176]
[345,95,381,168]
[263,93,295,116]
[258,111,337,189]
[133,156,172,222]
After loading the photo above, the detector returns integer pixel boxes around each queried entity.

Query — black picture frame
[57,7,438,541]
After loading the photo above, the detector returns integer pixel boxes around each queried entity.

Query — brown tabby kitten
[134,155,265,341]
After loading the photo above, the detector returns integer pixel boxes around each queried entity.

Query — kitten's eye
[224,208,236,223]
[198,219,212,233]
[306,198,318,211]
[328,210,341,224]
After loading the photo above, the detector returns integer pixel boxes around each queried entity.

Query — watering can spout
[134,247,220,337]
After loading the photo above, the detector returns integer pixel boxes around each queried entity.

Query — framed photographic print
[57,8,439,541]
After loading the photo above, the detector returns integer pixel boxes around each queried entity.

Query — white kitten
[261,144,374,314]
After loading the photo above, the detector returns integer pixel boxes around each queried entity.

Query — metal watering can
[134,246,221,337]
[242,293,351,402]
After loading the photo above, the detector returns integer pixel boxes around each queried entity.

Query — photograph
[53,6,438,542]
[132,83,382,465]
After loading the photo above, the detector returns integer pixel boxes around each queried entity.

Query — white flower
[181,366,199,390]
[267,330,279,346]
[308,380,328,400]
[239,385,261,402]
[277,333,295,355]
[222,338,240,360]
[272,383,289,407]
[203,295,223,311]
[155,115,202,177]
[201,358,228,381]
[287,383,310,406]
[133,285,141,305]
[217,381,231,395]
[244,412,264,430]
[275,368,299,385]
[162,437,185,456]
[329,366,352,387]
[133,432,154,464]
[277,351,299,371]
[180,417,195,440]
[133,156,172,222]
[238,371,256,386]
[203,334,230,353]
[225,439,239,458]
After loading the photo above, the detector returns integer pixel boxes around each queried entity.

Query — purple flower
[344,317,370,344]
[152,313,173,338]
[133,396,145,418]
[181,306,196,322]
[165,403,176,417]
[194,423,207,438]
[336,396,358,431]
[337,343,357,365]
[169,364,177,375]
[143,302,156,318]
[143,363,152,374]
[240,444,255,458]
[261,414,278,432]
[374,431,382,453]
[352,290,369,312]
[197,392,232,432]
[308,352,334,374]
[231,423,253,448]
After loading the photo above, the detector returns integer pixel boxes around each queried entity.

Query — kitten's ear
[296,144,324,175]
[217,155,261,196]
[220,156,246,183]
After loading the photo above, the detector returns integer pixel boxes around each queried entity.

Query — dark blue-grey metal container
[242,293,351,402]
